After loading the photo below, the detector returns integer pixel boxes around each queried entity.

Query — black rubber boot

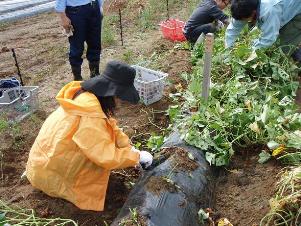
[71,65,83,81]
[89,61,100,78]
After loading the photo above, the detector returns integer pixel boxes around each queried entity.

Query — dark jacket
[184,0,228,34]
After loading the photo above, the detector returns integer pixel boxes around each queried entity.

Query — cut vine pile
[165,28,301,225]
[169,28,301,167]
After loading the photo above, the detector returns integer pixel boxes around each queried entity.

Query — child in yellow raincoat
[26,61,153,211]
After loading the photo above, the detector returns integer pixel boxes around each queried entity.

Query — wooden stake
[118,8,124,46]
[11,48,24,86]
[201,33,214,101]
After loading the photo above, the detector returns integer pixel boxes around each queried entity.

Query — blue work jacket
[225,0,301,49]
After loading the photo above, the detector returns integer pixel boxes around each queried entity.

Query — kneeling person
[26,61,153,211]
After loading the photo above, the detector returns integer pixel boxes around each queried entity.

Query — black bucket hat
[81,61,140,104]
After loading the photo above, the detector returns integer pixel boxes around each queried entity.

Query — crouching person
[184,0,230,43]
[226,0,301,63]
[25,61,153,211]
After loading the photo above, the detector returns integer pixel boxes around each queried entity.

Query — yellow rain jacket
[26,81,139,211]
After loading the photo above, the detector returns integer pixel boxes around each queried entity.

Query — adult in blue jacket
[55,0,103,80]
[225,0,301,62]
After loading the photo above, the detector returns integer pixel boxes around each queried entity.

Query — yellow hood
[56,81,106,118]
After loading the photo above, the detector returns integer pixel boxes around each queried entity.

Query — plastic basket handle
[20,90,30,101]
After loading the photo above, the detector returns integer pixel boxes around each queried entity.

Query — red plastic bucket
[159,19,186,42]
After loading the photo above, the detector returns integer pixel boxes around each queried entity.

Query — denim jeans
[66,1,103,67]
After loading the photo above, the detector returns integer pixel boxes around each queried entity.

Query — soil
[0,112,141,225]
[160,147,198,172]
[145,147,198,195]
[0,1,192,225]
[0,1,300,226]
[214,153,282,226]
[145,176,177,195]
[116,212,147,226]
[0,68,178,225]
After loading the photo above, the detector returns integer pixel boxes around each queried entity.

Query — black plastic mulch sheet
[111,132,214,226]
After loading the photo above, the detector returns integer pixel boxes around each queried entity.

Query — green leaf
[267,141,280,150]
[198,208,209,224]
[205,152,216,165]
[287,131,301,149]
[168,105,180,122]
[188,152,195,160]
[260,105,268,124]
[278,152,301,165]
[258,151,271,164]
[147,135,164,152]
[245,51,257,63]
[215,154,229,166]
[0,213,6,226]
[0,213,5,221]
[134,142,142,149]
[279,96,293,106]
[188,77,202,95]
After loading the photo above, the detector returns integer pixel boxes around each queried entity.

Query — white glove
[139,151,153,169]
[131,147,140,153]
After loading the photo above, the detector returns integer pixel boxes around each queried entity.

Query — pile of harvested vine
[169,29,301,167]
[164,28,301,224]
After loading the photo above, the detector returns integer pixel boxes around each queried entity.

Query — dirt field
[215,153,281,226]
[0,2,192,225]
[0,1,300,225]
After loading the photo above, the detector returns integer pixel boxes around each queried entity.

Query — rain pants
[26,81,139,211]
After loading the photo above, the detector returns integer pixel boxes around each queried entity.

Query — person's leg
[86,0,102,78]
[279,14,301,62]
[185,23,216,43]
[66,6,87,80]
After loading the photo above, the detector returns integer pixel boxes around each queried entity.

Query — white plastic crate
[133,65,168,105]
[0,86,39,122]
